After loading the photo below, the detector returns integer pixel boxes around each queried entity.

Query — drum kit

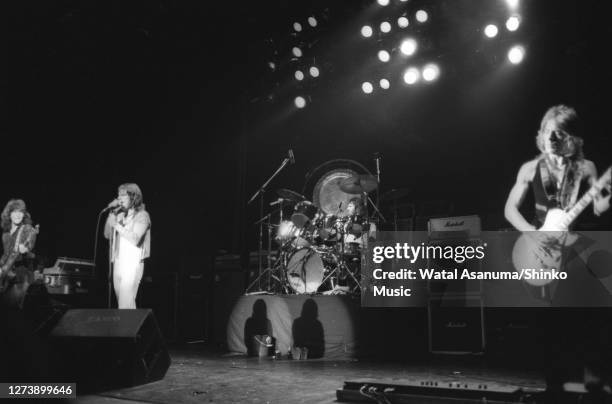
[247,173,380,295]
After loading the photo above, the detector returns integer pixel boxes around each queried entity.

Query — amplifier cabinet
[426,238,484,296]
[428,296,485,354]
[428,215,481,240]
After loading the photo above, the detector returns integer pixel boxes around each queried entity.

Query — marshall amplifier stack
[426,215,485,354]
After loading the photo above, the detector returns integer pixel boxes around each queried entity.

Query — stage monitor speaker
[49,309,171,392]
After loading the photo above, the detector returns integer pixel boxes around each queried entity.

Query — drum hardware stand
[374,152,381,221]
[246,215,289,294]
[246,151,294,292]
[320,231,361,294]
[365,193,386,223]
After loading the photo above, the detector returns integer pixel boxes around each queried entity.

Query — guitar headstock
[603,166,612,184]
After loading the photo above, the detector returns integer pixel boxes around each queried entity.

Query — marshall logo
[87,315,121,323]
[445,321,467,328]
[428,215,481,239]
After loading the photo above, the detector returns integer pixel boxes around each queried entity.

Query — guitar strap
[539,158,581,210]
[12,225,25,253]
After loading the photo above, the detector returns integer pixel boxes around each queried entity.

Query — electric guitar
[0,224,39,293]
[512,167,611,286]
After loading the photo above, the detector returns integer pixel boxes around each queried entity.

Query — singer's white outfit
[104,210,151,309]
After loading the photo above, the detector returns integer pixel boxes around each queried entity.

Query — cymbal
[312,168,360,217]
[379,188,411,203]
[276,188,306,202]
[339,175,378,194]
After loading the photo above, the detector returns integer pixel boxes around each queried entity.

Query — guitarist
[0,199,38,306]
[504,105,612,398]
[505,104,610,231]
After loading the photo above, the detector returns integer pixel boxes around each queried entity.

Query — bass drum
[286,248,325,294]
[304,159,373,217]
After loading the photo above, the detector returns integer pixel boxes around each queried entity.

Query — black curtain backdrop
[5,0,611,282]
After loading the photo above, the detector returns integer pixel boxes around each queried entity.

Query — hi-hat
[276,188,306,202]
[339,175,378,194]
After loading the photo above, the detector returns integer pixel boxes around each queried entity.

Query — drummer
[343,197,376,247]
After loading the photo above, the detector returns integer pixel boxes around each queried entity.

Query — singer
[104,183,151,309]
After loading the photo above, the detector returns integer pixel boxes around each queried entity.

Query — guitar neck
[562,188,595,227]
[561,167,611,228]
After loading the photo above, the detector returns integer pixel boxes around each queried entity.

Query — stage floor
[72,346,545,404]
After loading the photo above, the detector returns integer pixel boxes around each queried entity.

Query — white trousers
[113,237,144,309]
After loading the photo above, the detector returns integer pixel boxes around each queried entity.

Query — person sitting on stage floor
[504,104,610,231]
[104,183,151,309]
[0,199,38,307]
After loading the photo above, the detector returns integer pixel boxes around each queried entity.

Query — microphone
[102,199,120,212]
[288,149,295,164]
[270,198,284,206]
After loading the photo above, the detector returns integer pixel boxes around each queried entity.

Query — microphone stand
[366,195,386,223]
[247,154,292,292]
[93,208,111,307]
[94,207,117,308]
[374,154,384,223]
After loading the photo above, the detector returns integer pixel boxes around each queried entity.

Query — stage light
[506,15,521,31]
[380,21,392,33]
[292,47,303,58]
[293,22,302,32]
[422,63,440,82]
[378,50,390,63]
[308,16,317,27]
[400,0,408,2]
[506,0,519,10]
[361,25,373,38]
[484,24,498,38]
[377,0,389,6]
[362,82,374,94]
[415,10,428,23]
[403,67,420,85]
[309,66,320,77]
[268,62,276,71]
[400,38,417,56]
[508,45,525,64]
[295,96,306,108]
[295,70,305,81]
[380,79,390,89]
[398,16,409,28]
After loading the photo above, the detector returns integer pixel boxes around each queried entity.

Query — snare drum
[342,242,362,258]
[315,214,339,244]
[286,248,325,294]
[344,215,367,238]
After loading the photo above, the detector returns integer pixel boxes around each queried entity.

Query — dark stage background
[5,0,611,301]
